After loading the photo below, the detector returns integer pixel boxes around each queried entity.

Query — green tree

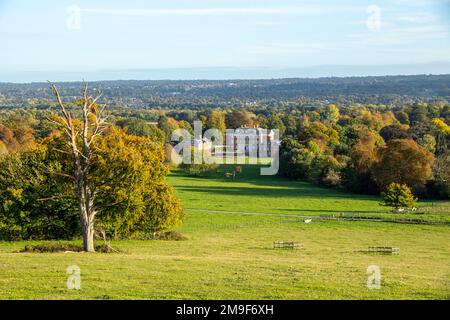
[281,115,298,137]
[323,104,340,124]
[0,146,78,240]
[381,183,417,209]
[417,134,436,153]
[267,113,286,136]
[279,138,315,179]
[433,118,450,154]
[206,110,226,135]
[395,111,410,125]
[116,117,165,142]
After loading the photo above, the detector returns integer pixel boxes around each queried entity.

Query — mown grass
[168,164,450,223]
[0,163,449,299]
[0,218,449,299]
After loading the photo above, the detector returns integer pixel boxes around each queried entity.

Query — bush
[19,242,118,253]
[181,163,219,176]
[381,183,417,209]
[132,230,188,241]
[154,231,188,241]
[322,170,341,187]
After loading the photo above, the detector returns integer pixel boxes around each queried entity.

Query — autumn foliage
[373,139,434,191]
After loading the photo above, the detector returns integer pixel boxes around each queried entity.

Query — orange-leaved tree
[372,139,434,191]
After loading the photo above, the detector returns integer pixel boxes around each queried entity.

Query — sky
[0,0,449,81]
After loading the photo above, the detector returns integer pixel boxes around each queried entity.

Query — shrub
[154,231,188,241]
[181,163,219,176]
[19,242,118,253]
[130,230,188,241]
[381,183,417,209]
[322,170,341,187]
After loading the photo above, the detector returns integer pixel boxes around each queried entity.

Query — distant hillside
[0,74,449,108]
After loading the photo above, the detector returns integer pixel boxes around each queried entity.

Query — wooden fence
[273,241,303,249]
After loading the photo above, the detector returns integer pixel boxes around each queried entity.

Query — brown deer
[224,166,242,181]
[224,172,234,179]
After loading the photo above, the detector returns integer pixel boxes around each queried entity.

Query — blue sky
[0,0,449,75]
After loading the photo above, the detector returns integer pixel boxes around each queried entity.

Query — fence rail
[367,246,400,255]
[273,241,303,249]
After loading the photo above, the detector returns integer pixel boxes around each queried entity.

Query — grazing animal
[224,166,242,180]
[224,172,235,179]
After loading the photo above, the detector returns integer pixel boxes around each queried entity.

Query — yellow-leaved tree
[48,83,183,251]
[93,127,183,239]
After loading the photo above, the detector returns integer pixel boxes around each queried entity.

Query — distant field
[0,164,449,299]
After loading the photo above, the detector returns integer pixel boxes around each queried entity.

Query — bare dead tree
[49,82,107,252]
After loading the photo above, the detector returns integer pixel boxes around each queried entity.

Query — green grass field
[0,164,449,299]
[169,164,450,223]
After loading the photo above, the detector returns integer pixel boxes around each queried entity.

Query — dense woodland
[1,75,449,111]
[0,76,449,244]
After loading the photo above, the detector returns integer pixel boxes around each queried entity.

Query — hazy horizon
[2,62,450,83]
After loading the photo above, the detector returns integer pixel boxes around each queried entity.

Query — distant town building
[214,127,278,158]
[193,138,212,152]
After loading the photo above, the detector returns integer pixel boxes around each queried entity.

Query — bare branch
[87,90,104,110]
[48,81,72,125]
[83,80,89,102]
[45,111,71,136]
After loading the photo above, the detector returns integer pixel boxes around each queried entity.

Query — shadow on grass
[280,208,386,213]
[171,164,380,203]
[175,185,378,202]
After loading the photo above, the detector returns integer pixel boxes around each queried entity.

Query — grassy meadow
[169,164,450,223]
[0,163,449,299]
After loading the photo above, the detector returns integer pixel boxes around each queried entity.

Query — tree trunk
[82,223,95,252]
[81,216,95,252]
[78,185,95,252]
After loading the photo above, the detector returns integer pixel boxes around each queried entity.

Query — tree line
[151,104,449,199]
